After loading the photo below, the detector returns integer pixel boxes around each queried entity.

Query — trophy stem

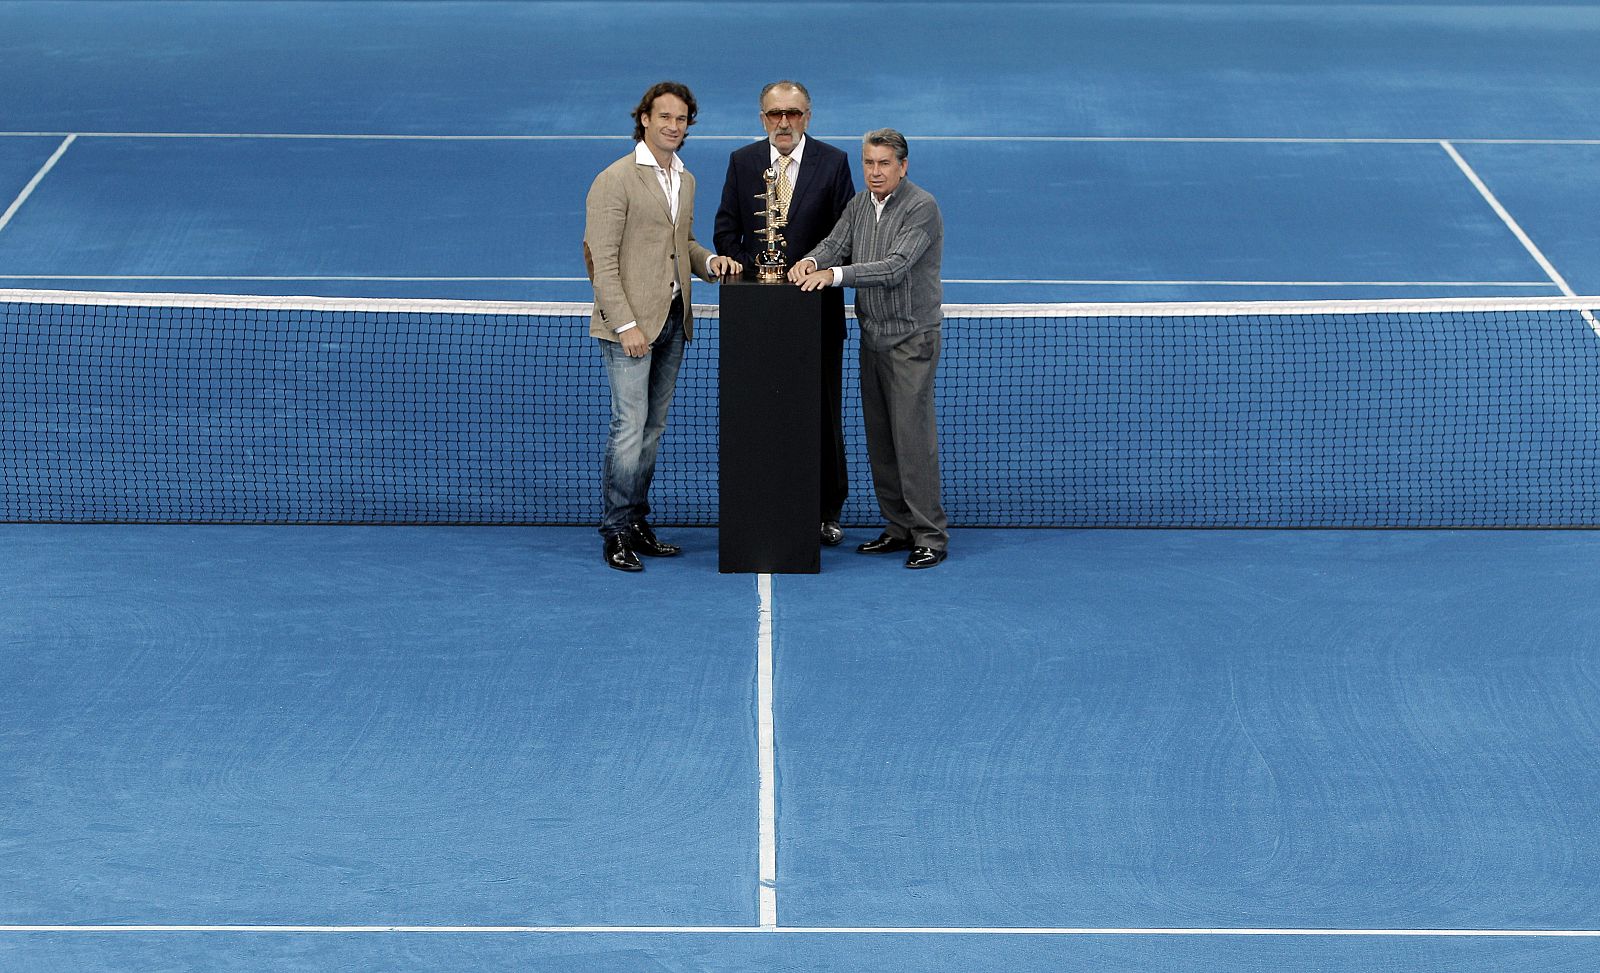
[754,166,789,284]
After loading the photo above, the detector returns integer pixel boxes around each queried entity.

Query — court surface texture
[3,2,1599,971]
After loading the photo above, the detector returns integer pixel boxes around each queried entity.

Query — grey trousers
[860,328,949,551]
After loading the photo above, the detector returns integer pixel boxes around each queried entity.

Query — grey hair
[759,80,812,108]
[862,128,908,162]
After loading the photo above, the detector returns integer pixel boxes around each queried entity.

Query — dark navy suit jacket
[715,136,856,339]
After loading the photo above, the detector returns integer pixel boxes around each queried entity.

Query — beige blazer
[584,151,714,342]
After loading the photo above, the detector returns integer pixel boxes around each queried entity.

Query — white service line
[756,574,778,929]
[942,279,1555,288]
[0,132,640,141]
[1438,140,1600,336]
[1,925,1596,937]
[904,136,1600,146]
[0,134,74,235]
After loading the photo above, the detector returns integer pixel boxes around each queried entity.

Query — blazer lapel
[633,163,673,222]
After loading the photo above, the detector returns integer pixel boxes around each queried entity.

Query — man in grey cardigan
[791,129,948,568]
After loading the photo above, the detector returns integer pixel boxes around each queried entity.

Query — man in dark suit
[715,80,856,547]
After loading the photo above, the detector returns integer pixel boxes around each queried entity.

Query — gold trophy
[753,166,789,283]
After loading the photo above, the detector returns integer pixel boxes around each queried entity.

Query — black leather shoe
[820,521,844,547]
[629,521,680,557]
[856,532,910,554]
[604,533,642,572]
[904,547,947,569]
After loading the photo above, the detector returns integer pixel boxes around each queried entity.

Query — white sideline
[1439,141,1600,337]
[0,135,74,235]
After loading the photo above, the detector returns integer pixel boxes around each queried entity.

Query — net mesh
[4,289,1599,527]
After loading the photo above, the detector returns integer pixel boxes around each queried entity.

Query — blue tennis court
[3,526,1599,970]
[3,2,1600,970]
[0,134,1584,302]
[2,3,1600,302]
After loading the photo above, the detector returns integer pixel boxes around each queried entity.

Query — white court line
[899,136,1600,146]
[1440,142,1579,295]
[0,134,74,235]
[756,574,778,929]
[1439,140,1600,336]
[0,276,1556,289]
[5,131,1600,145]
[944,279,1555,288]
[0,132,641,141]
[0,275,591,283]
[1,925,1596,937]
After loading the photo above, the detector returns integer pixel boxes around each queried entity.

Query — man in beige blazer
[585,80,741,572]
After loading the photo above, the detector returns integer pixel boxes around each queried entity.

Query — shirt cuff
[615,321,637,334]
[830,266,843,287]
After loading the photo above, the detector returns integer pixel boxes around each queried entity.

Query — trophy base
[756,265,788,284]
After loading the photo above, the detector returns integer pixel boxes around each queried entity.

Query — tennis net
[4,288,1599,527]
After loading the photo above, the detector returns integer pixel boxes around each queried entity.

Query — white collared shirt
[635,140,683,224]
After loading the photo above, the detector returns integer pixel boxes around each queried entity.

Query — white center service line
[756,574,778,929]
[0,134,74,235]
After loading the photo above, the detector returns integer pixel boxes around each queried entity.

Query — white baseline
[5,132,1600,145]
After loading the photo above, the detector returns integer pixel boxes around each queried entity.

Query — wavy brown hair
[632,81,698,142]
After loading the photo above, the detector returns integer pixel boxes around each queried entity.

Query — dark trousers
[820,289,848,521]
[860,328,948,550]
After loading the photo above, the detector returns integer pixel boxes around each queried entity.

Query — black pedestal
[719,276,822,573]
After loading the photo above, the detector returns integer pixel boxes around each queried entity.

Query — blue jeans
[598,299,685,537]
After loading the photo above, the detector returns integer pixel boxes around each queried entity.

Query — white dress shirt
[638,139,683,224]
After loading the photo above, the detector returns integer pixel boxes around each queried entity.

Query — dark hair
[862,128,909,162]
[759,80,812,109]
[632,81,698,142]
